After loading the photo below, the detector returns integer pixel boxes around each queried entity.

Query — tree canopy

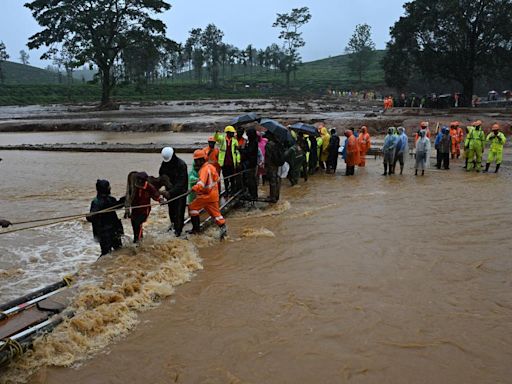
[25,0,172,107]
[345,23,376,83]
[272,7,312,86]
[383,0,512,105]
[0,41,9,84]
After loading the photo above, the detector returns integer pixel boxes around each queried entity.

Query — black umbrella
[259,118,295,147]
[230,112,260,127]
[289,122,319,136]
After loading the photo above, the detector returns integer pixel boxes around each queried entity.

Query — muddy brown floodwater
[4,150,507,384]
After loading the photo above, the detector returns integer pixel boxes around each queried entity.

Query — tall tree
[384,0,512,106]
[201,24,224,88]
[186,28,204,84]
[272,6,311,86]
[25,0,172,107]
[19,50,30,65]
[0,41,9,84]
[345,23,375,83]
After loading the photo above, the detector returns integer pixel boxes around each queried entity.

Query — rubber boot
[382,163,388,176]
[463,159,468,169]
[415,169,418,176]
[421,170,425,176]
[484,163,490,173]
[187,216,201,234]
[400,165,404,175]
[495,164,500,173]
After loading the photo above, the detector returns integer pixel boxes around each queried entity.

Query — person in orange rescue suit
[204,137,221,194]
[449,121,464,159]
[357,126,371,167]
[188,149,227,238]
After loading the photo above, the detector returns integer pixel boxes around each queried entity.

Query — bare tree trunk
[100,66,113,108]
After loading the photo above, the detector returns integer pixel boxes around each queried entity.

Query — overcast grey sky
[0,0,407,68]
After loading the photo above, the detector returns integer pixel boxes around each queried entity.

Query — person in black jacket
[241,128,260,200]
[326,128,340,174]
[264,132,285,203]
[159,147,188,237]
[86,179,124,257]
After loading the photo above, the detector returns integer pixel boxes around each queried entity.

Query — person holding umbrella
[264,131,285,203]
[214,126,240,197]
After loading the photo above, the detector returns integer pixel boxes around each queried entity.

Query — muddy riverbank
[1,99,510,135]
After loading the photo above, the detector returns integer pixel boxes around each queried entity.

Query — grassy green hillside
[0,51,387,105]
[0,61,62,84]
[172,50,386,91]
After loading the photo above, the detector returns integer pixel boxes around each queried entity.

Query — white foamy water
[0,149,194,304]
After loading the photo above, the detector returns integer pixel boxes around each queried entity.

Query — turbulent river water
[1,132,511,383]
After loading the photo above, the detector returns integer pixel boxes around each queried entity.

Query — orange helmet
[492,123,500,131]
[193,149,207,160]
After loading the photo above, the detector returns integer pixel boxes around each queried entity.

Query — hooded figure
[393,127,409,175]
[319,126,331,169]
[242,128,260,199]
[357,126,371,167]
[465,120,486,172]
[344,130,359,176]
[128,172,164,243]
[159,147,188,237]
[257,131,268,179]
[415,130,431,176]
[308,133,318,174]
[188,149,227,238]
[87,179,124,256]
[326,128,340,173]
[449,122,464,159]
[382,127,398,176]
[484,123,507,173]
[435,127,451,170]
[265,131,285,203]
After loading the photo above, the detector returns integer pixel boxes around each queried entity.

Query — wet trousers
[487,150,503,165]
[466,148,483,171]
[168,195,186,235]
[98,234,122,256]
[266,166,281,202]
[189,198,225,226]
[359,150,367,167]
[222,165,235,195]
[246,167,258,200]
[131,213,148,243]
[436,152,449,169]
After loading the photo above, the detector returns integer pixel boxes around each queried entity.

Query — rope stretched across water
[0,168,253,236]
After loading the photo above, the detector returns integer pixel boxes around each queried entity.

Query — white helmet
[161,147,174,162]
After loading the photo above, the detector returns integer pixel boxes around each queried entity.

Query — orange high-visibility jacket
[204,147,221,172]
[192,163,220,203]
[358,131,371,154]
[345,134,360,166]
